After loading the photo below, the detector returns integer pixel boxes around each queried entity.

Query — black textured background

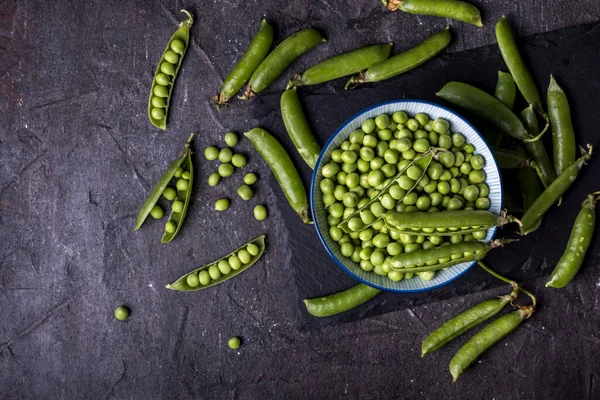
[1,1,600,399]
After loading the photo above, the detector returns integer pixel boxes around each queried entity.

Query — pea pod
[280,88,322,169]
[148,10,193,130]
[242,29,325,99]
[422,289,518,356]
[517,146,543,214]
[134,133,194,231]
[384,0,482,27]
[521,105,555,189]
[346,28,451,89]
[449,306,534,382]
[162,143,194,244]
[548,75,576,176]
[166,235,266,291]
[546,193,599,288]
[214,20,274,107]
[383,210,515,236]
[389,240,511,273]
[245,128,312,224]
[494,71,516,109]
[287,43,392,89]
[520,145,593,235]
[303,283,381,317]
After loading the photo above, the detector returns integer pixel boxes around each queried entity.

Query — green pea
[453,151,465,167]
[403,149,417,161]
[341,141,351,151]
[351,247,362,262]
[171,200,183,213]
[387,270,403,281]
[340,242,354,257]
[341,150,357,164]
[254,204,268,221]
[460,163,472,175]
[336,171,348,186]
[368,201,384,218]
[396,137,413,152]
[427,192,441,207]
[369,156,384,170]
[155,73,171,86]
[342,163,357,175]
[228,254,243,270]
[449,178,461,194]
[231,154,247,168]
[437,181,450,195]
[415,113,429,126]
[385,242,402,257]
[364,136,379,149]
[342,172,358,188]
[468,169,486,184]
[362,118,376,134]
[205,146,219,161]
[372,219,385,231]
[475,197,490,210]
[164,50,180,65]
[237,249,251,264]
[165,221,176,233]
[388,184,406,200]
[321,163,339,178]
[330,149,342,163]
[392,111,408,124]
[382,148,398,164]
[370,250,385,267]
[432,118,450,134]
[227,336,241,350]
[343,191,359,208]
[151,108,165,120]
[320,179,334,194]
[327,215,342,226]
[360,247,373,260]
[381,164,396,178]
[180,171,190,180]
[447,198,463,210]
[401,191,416,206]
[356,159,369,173]
[351,186,365,197]
[425,162,442,180]
[358,228,374,242]
[360,259,374,271]
[448,234,462,244]
[439,152,455,168]
[215,198,230,211]
[198,270,211,285]
[441,195,451,208]
[416,196,431,211]
[418,271,436,281]
[423,180,438,194]
[359,147,375,162]
[413,138,430,153]
[463,185,480,202]
[153,84,169,97]
[328,225,343,242]
[472,230,487,240]
[375,113,390,129]
[414,130,428,140]
[404,243,421,253]
[478,183,490,197]
[381,194,396,210]
[373,233,390,249]
[160,187,176,202]
[114,306,129,321]
[349,129,365,144]
[406,118,419,132]
[328,203,344,218]
[322,194,336,206]
[208,265,221,280]
[397,128,413,139]
[452,133,466,147]
[367,170,384,187]
[439,170,451,182]
[237,184,253,201]
[463,143,476,154]
[470,154,485,170]
[175,178,188,191]
[160,62,175,76]
[378,129,393,141]
[147,204,164,219]
[223,131,239,147]
[428,131,439,146]
[151,96,167,108]
[218,163,235,177]
[438,134,452,149]
[170,39,185,54]
[417,174,430,189]
[428,235,443,245]
[218,148,233,163]
[398,233,414,244]
[218,259,232,275]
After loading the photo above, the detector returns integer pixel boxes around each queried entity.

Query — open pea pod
[338,150,436,233]
[134,133,194,231]
[162,147,194,244]
[166,235,266,291]
[383,210,516,236]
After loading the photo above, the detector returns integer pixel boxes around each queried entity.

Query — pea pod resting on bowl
[245,128,312,224]
[148,10,193,130]
[384,0,483,27]
[303,283,381,317]
[166,235,266,291]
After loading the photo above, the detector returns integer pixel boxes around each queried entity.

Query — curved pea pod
[214,20,274,107]
[303,283,381,317]
[422,290,518,356]
[521,105,555,189]
[338,151,435,233]
[383,210,516,236]
[245,128,312,224]
[520,145,593,235]
[548,75,576,177]
[166,235,266,291]
[134,133,194,231]
[384,0,482,27]
[436,82,531,142]
[287,43,392,89]
[449,306,534,382]
[389,239,513,273]
[242,29,325,99]
[148,10,193,130]
[494,71,516,109]
[280,88,322,169]
[346,28,451,89]
[546,193,598,288]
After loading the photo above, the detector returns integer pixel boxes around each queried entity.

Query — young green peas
[413,138,430,153]
[460,163,472,175]
[217,259,232,275]
[198,270,211,285]
[218,163,235,177]
[463,143,476,154]
[370,250,385,267]
[232,154,247,168]
[114,306,130,321]
[215,198,230,211]
[345,173,360,188]
[349,129,365,144]
[363,135,378,148]
[172,200,184,213]
[470,154,485,170]
[416,196,431,211]
[229,254,243,270]
[165,221,176,233]
[219,148,233,163]
[378,129,393,141]
[343,192,359,208]
[468,169,486,184]
[359,146,375,161]
[414,130,428,140]
[321,163,339,178]
[360,259,374,271]
[375,114,390,129]
[439,152,455,168]
[322,194,336,206]
[340,242,354,257]
[224,132,238,147]
[205,146,219,160]
[362,118,376,134]
[452,133,466,147]
[331,149,344,162]
[340,141,351,151]
[396,137,412,152]
[334,185,348,201]
[392,111,409,124]
[415,113,429,126]
[228,336,241,350]
[237,185,253,201]
[475,197,491,210]
[238,249,251,264]
[162,187,177,201]
[406,118,419,132]
[254,204,268,220]
[341,150,357,164]
[432,118,450,134]
[438,135,452,149]
[337,171,348,186]
[244,173,258,185]
[150,205,164,219]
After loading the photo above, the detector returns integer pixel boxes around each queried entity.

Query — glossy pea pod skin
[166,235,266,291]
[346,28,451,88]
[148,10,193,130]
[383,210,514,236]
[385,0,483,27]
[436,82,530,141]
[422,291,517,356]
[286,43,392,89]
[546,194,598,288]
[449,306,534,382]
[215,20,274,107]
[494,71,516,109]
[162,145,194,244]
[303,283,381,317]
[495,16,544,116]
[134,133,194,231]
[548,75,576,176]
[520,145,593,234]
[280,88,322,169]
[245,128,312,224]
[242,29,325,99]
[521,105,555,189]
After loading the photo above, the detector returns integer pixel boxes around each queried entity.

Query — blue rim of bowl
[310,99,503,293]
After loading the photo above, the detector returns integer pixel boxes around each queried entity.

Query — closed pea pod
[521,105,555,189]
[494,71,516,109]
[303,283,381,317]
[148,10,193,130]
[546,193,599,288]
[449,306,534,382]
[214,20,274,107]
[384,0,482,27]
[287,43,392,89]
[346,28,451,89]
[281,88,322,169]
[548,75,576,176]
[242,29,325,99]
[245,128,312,224]
[166,235,266,291]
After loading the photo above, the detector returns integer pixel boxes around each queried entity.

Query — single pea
[358,228,374,243]
[357,159,370,173]
[405,165,422,181]
[450,178,461,194]
[331,149,344,163]
[373,233,390,249]
[378,129,393,141]
[171,200,183,213]
[351,186,365,197]
[389,121,398,131]
[396,137,412,152]
[198,270,211,285]
[463,233,475,242]
[174,178,188,191]
[397,128,413,139]
[450,167,460,177]
[423,180,438,194]
[419,271,436,281]
[147,204,164,219]
[359,174,370,188]
[329,226,343,241]
[340,242,354,257]
[453,151,465,167]
[366,170,384,187]
[380,194,396,210]
[226,336,241,350]
[439,152,455,168]
[164,50,180,64]
[463,143,476,154]
[363,135,378,149]
[406,118,419,132]
[414,130,428,140]
[468,169,486,184]
[389,184,406,200]
[341,141,351,151]
[380,164,396,179]
[359,146,375,162]
[432,118,450,134]
[361,118,376,134]
[360,259,374,272]
[337,171,348,186]
[441,195,451,208]
[452,133,466,147]
[370,250,385,267]
[237,249,251,264]
[205,146,219,161]
[437,181,450,195]
[160,62,175,76]
[180,171,190,180]
[470,154,485,170]
[428,235,443,245]
[369,157,384,171]
[351,247,362,263]
[475,197,491,210]
[415,113,429,127]
[343,192,359,208]
[224,132,238,147]
[165,221,176,233]
[375,114,390,129]
[439,170,452,182]
[421,240,435,250]
[237,184,253,201]
[428,131,439,146]
[218,148,233,163]
[381,259,392,273]
[252,204,267,221]
[216,259,231,275]
[160,187,176,202]
[322,163,339,178]
[151,108,166,120]
[208,265,221,280]
[416,196,431,211]
[437,135,452,150]
[360,247,373,260]
[404,243,421,253]
[155,72,171,86]
[334,185,348,201]
[367,201,383,217]
[402,191,418,205]
[114,306,130,321]
[372,219,385,231]
[464,185,480,202]
[344,172,359,188]
[349,129,365,144]
[170,39,185,54]
[478,183,490,197]
[413,138,430,153]
[473,230,487,240]
[385,242,402,257]
[449,234,463,244]
[218,163,235,177]
[328,215,342,226]
[392,111,408,124]
[429,192,442,207]
[320,179,336,195]
[323,194,335,206]
[398,175,415,191]
[341,150,357,164]
[215,198,230,211]
[153,84,169,97]
[388,270,404,282]
[228,254,243,270]
[151,96,167,108]
[447,198,463,210]
[460,163,472,175]
[232,154,247,168]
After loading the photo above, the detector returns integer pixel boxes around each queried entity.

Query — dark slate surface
[1,1,600,399]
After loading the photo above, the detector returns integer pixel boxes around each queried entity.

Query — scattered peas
[219,148,233,163]
[237,184,254,201]
[244,173,258,185]
[215,198,230,211]
[205,146,219,160]
[224,132,238,147]
[254,204,268,220]
[232,154,247,168]
[114,306,129,321]
[228,336,241,349]
[150,205,164,219]
[218,163,235,177]
[208,173,221,186]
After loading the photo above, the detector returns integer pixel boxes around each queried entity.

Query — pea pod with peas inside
[162,142,194,244]
[546,192,599,288]
[286,43,392,89]
[148,10,193,130]
[245,128,312,224]
[548,75,576,176]
[346,28,451,89]
[214,20,274,107]
[303,283,381,317]
[134,134,194,241]
[242,29,325,99]
[166,235,266,291]
[383,0,483,27]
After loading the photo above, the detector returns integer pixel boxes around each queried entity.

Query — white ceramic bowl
[310,100,503,293]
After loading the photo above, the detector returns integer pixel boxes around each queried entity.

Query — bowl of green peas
[311,100,502,292]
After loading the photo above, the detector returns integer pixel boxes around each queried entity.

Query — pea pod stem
[384,0,483,27]
[303,284,381,317]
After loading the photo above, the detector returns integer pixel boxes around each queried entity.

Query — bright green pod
[287,43,392,89]
[548,75,576,176]
[385,0,483,27]
[303,283,381,317]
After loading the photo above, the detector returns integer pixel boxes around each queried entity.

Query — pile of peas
[319,111,491,282]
